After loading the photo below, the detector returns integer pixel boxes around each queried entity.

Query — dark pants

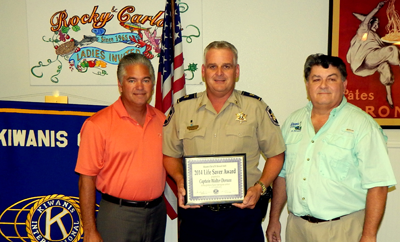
[178,204,264,242]
[96,198,167,242]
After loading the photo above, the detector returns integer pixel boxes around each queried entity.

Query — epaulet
[240,91,262,101]
[177,93,197,103]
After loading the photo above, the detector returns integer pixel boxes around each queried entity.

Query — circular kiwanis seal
[213,189,219,194]
[25,194,83,242]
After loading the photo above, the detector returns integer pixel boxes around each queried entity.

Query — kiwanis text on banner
[0,101,105,242]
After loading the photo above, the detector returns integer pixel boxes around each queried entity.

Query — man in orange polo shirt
[75,53,166,242]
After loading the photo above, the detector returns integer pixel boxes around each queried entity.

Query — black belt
[203,203,236,212]
[300,215,341,223]
[102,194,163,208]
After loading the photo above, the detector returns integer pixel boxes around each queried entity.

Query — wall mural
[27,0,202,86]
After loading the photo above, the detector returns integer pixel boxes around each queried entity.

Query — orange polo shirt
[75,97,166,201]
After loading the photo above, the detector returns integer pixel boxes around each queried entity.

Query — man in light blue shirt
[267,54,396,242]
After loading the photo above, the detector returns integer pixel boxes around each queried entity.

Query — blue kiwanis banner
[0,100,105,242]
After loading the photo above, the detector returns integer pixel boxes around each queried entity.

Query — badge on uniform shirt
[236,112,247,124]
[266,106,279,126]
[163,106,175,127]
[187,120,199,130]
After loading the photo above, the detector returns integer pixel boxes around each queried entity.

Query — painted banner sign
[0,100,104,242]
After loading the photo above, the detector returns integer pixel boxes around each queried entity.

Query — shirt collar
[196,90,241,112]
[113,97,155,119]
[229,90,242,108]
[306,96,347,117]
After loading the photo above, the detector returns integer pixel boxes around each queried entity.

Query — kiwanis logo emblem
[0,194,83,242]
[26,195,83,242]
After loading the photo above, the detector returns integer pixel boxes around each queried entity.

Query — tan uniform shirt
[163,90,285,188]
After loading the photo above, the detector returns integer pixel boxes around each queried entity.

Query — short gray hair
[117,53,155,84]
[203,41,238,65]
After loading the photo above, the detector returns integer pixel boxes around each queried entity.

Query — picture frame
[329,0,400,128]
[183,153,247,206]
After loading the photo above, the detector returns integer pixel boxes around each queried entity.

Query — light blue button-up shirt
[279,97,396,220]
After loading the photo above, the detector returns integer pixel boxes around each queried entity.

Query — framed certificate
[183,153,247,205]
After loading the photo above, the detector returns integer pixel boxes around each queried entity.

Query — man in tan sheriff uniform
[163,40,285,242]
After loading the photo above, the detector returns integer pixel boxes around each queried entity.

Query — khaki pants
[286,210,365,242]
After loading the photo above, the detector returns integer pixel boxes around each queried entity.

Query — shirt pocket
[318,134,354,181]
[225,125,256,153]
[179,127,206,155]
[284,133,302,175]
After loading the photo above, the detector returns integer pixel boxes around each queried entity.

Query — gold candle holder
[45,91,68,103]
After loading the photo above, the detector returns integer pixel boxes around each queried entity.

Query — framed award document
[183,153,247,205]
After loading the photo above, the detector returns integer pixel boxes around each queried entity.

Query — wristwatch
[254,180,267,195]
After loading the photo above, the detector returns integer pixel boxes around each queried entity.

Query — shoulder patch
[163,106,175,127]
[266,106,279,126]
[240,91,262,101]
[177,93,197,103]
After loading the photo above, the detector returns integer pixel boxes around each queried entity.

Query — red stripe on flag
[174,53,184,67]
[173,77,185,91]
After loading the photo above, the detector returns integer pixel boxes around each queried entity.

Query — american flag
[155,0,186,220]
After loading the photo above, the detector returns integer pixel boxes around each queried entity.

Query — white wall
[1,0,398,241]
